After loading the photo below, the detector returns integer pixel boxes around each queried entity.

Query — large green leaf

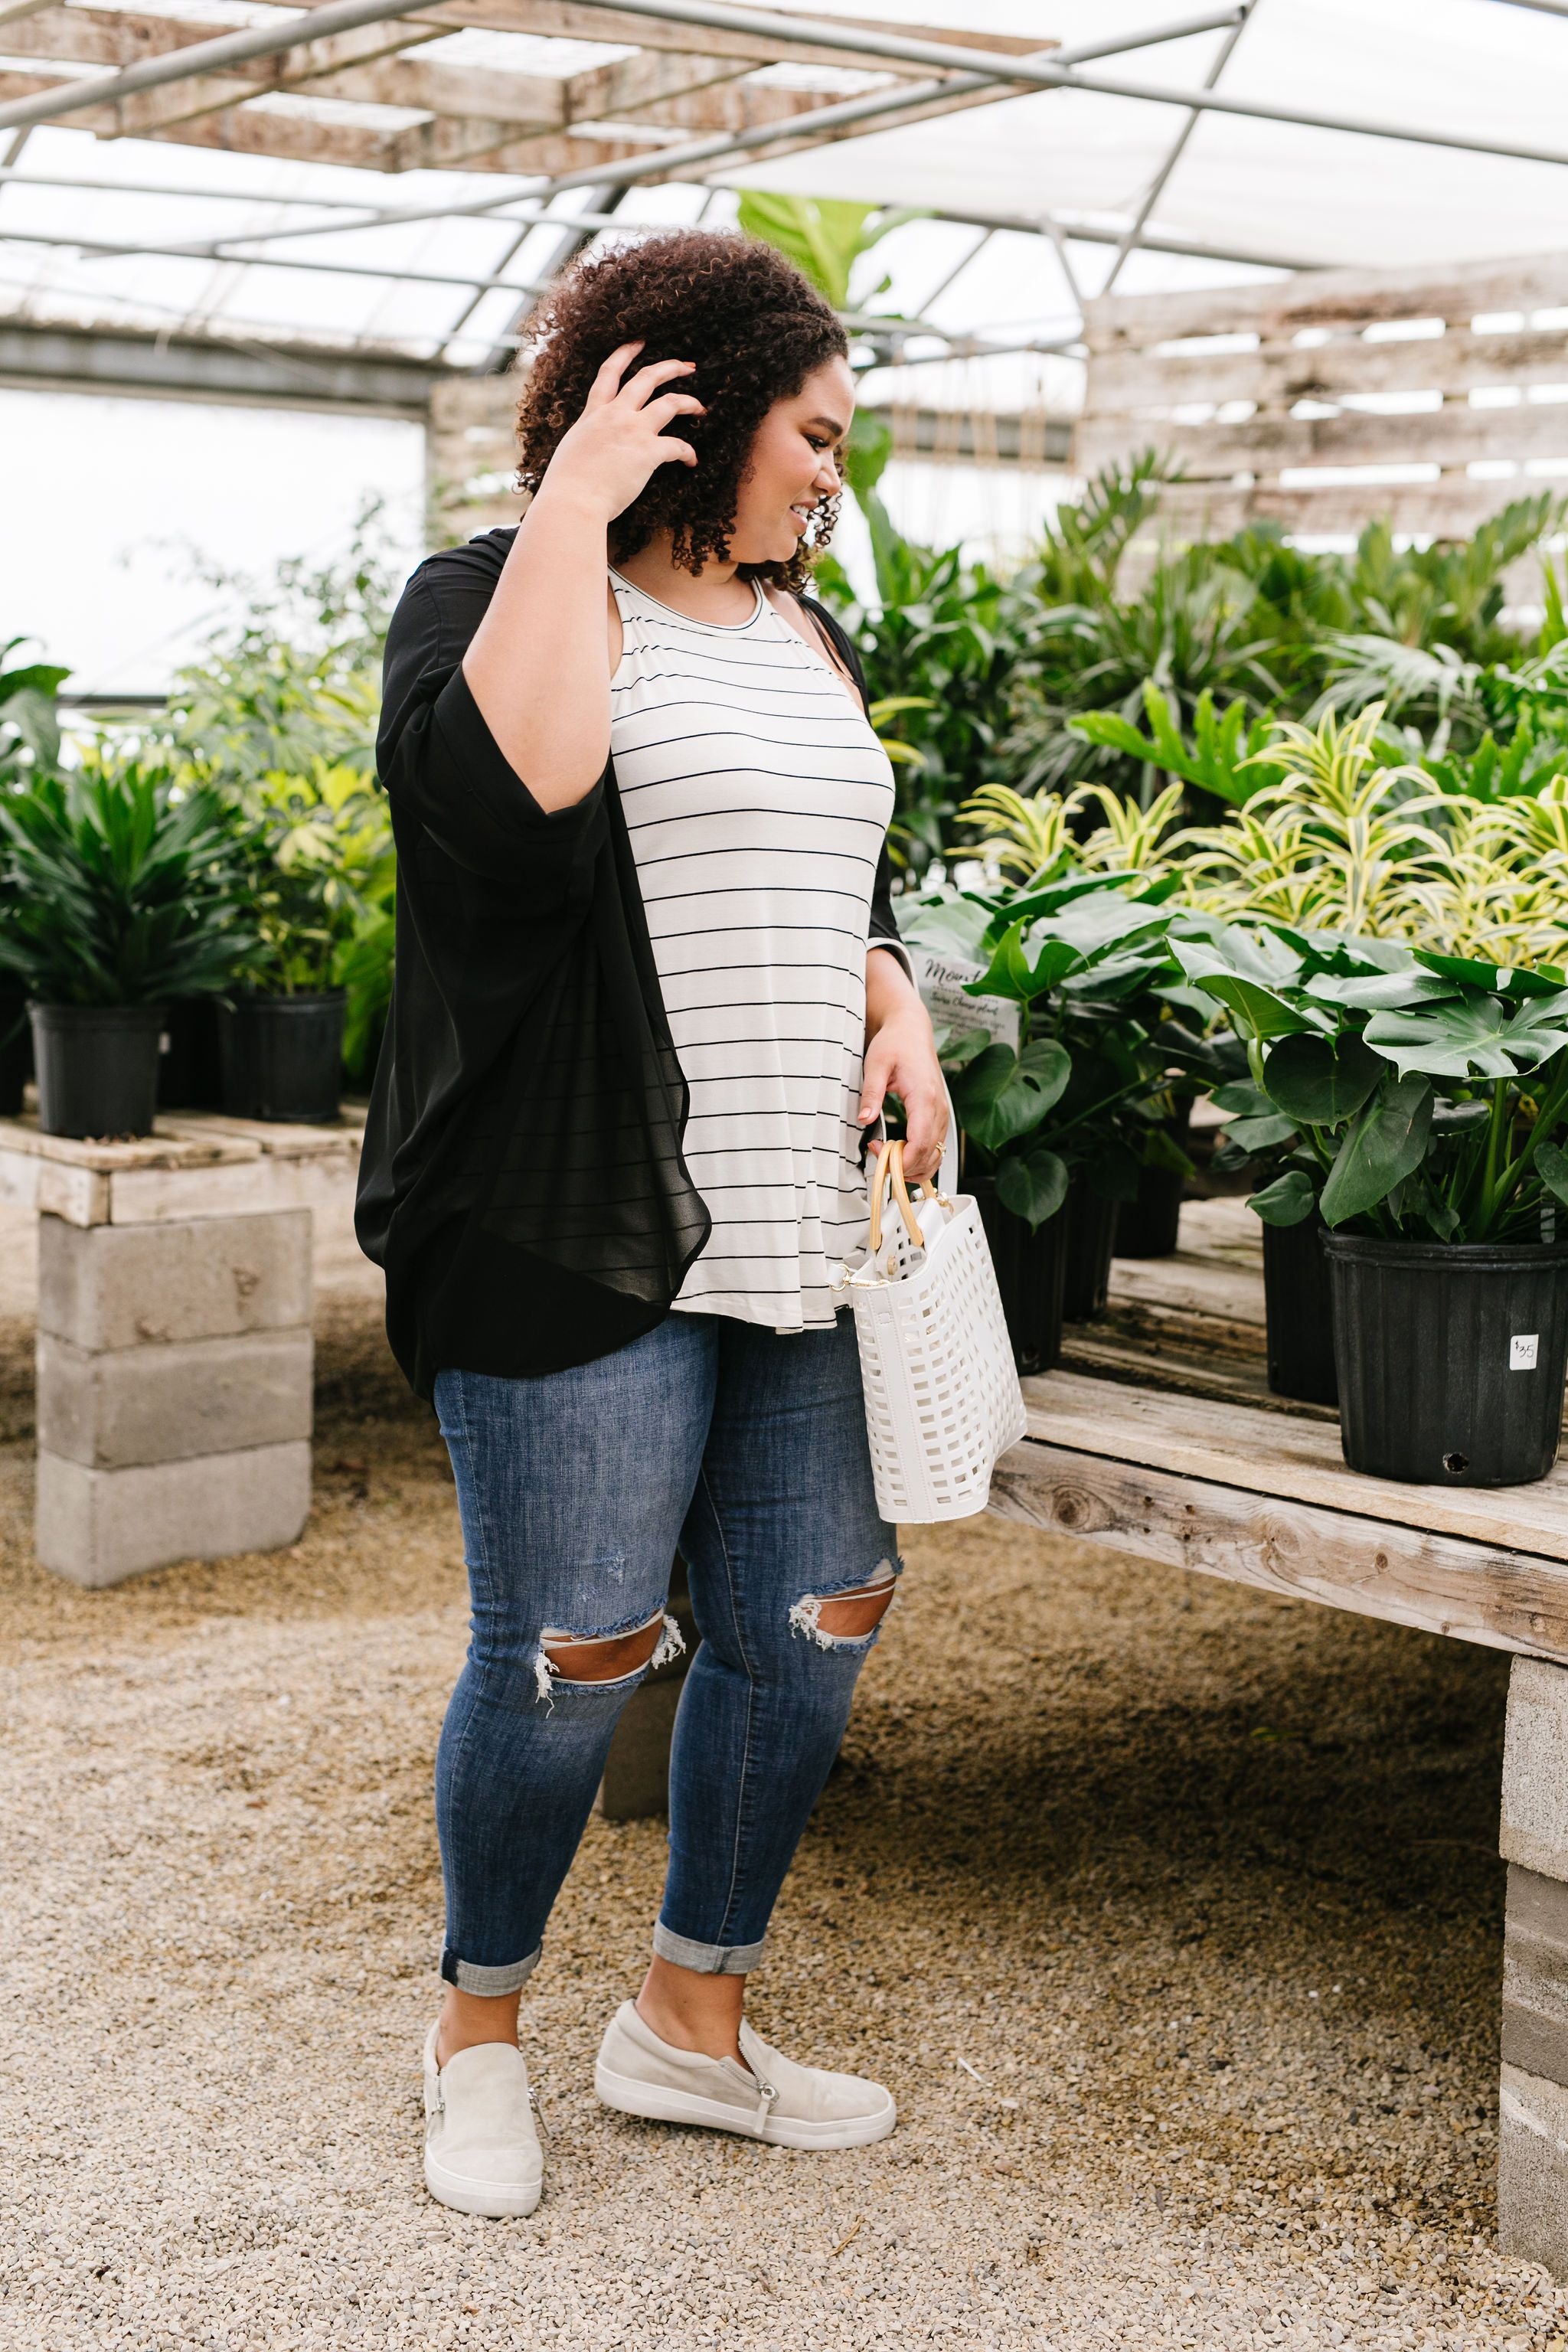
[734,190,923,308]
[949,1040,1067,1152]
[985,873,1128,929]
[995,1145,1068,1230]
[1248,1168,1318,1227]
[1223,1110,1301,1152]
[1263,1031,1383,1127]
[1537,1140,1568,1212]
[1170,935,1328,1040]
[1211,1080,1274,1118]
[1018,1037,1073,1108]
[1363,987,1568,1080]
[1413,949,1568,999]
[1320,1073,1435,1226]
[1034,893,1172,959]
[1305,970,1459,1011]
[1198,972,1331,1041]
[963,920,1080,1004]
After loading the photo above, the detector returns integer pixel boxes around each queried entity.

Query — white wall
[0,390,426,695]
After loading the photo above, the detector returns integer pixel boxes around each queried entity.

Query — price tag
[907,947,1020,1054]
[1511,1334,1540,1371]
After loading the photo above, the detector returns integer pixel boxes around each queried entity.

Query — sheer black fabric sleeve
[800,593,909,972]
[377,548,606,903]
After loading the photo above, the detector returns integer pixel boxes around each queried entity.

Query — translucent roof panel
[0,0,1564,390]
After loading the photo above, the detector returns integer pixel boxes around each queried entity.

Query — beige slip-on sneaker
[423,2025,544,2217]
[594,1999,896,2150]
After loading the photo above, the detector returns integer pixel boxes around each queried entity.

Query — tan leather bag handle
[869,1138,927,1254]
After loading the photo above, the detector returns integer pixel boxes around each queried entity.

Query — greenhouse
[8,1,1568,2345]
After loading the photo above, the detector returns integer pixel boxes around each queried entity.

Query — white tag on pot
[907,947,1021,1054]
[1511,1333,1540,1371]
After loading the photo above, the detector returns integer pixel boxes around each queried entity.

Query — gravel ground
[2,1293,1566,2351]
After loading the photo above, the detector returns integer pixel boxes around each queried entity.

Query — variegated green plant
[1175,923,1568,1243]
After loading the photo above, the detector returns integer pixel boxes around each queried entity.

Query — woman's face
[727,354,856,567]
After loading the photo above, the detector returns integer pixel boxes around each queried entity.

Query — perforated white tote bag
[836,1125,1027,1524]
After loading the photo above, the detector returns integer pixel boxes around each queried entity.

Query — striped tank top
[608,567,899,1333]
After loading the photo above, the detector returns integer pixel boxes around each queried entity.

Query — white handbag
[836,1123,1027,1524]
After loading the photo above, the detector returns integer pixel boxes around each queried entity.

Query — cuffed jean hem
[653,1922,766,1976]
[440,1944,542,1995]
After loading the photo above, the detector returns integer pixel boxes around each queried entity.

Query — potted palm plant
[0,637,69,1116]
[220,756,388,1123]
[0,755,253,1138]
[1177,920,1568,1485]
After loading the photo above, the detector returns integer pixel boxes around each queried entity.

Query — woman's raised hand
[540,341,704,523]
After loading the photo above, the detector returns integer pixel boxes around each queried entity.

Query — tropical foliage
[1175,924,1568,1246]
[901,874,1231,1228]
[0,637,67,788]
[0,753,255,1006]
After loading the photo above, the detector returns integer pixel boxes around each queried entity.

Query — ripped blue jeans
[432,1308,898,1994]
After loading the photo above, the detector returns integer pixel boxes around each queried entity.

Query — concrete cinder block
[1502,1658,1568,1882]
[38,1210,312,1351]
[1501,2062,1568,2272]
[37,1327,312,1470]
[35,1440,311,1586]
[1504,1865,1568,2084]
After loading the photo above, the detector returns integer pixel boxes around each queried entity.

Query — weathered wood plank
[1019,1372,1568,1562]
[1076,400,1568,482]
[562,46,749,121]
[0,69,400,166]
[419,0,1053,74]
[988,1439,1568,1664]
[1082,251,1568,353]
[1107,1250,1266,1330]
[1086,327,1568,414]
[1,8,443,76]
[390,122,651,173]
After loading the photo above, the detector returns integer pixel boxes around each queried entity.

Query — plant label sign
[908,948,1021,1054]
[1511,1334,1540,1372]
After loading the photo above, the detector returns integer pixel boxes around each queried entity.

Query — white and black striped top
[609,567,900,1333]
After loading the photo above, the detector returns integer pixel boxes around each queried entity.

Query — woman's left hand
[861,952,948,1184]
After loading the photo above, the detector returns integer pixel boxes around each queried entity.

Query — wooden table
[989,1199,1568,2275]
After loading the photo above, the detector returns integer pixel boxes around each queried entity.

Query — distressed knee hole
[535,1606,683,1697]
[789,1560,900,1648]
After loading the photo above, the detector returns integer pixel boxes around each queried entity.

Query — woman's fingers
[897,1075,949,1182]
[900,1099,948,1182]
[644,391,707,425]
[621,356,698,407]
[584,341,645,407]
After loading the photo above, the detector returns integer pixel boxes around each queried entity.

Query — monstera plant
[1175,922,1568,1487]
[901,874,1230,1364]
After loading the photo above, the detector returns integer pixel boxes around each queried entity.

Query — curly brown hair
[513,230,849,590]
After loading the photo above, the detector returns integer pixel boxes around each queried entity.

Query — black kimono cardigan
[355,528,904,1398]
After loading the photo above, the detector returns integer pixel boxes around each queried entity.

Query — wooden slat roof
[0,2,1051,177]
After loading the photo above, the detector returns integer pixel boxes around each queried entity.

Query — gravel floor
[3,1294,1567,2350]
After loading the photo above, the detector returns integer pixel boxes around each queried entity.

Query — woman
[358,229,946,2219]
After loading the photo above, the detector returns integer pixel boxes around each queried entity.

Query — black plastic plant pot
[971,1170,1068,1375]
[1263,1214,1339,1409]
[0,987,32,1119]
[1115,1101,1193,1260]
[157,996,226,1111]
[1115,1165,1184,1259]
[1323,1232,1568,1487]
[220,989,346,1124]
[30,1001,164,1139]
[1063,1178,1118,1323]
